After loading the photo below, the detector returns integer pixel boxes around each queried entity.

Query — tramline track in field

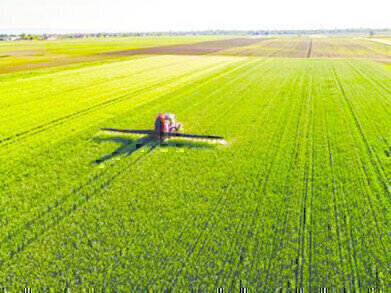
[0,59,238,146]
[0,58,268,269]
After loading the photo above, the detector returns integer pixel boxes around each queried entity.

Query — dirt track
[307,38,313,58]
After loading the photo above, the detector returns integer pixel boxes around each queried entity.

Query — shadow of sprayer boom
[93,135,216,164]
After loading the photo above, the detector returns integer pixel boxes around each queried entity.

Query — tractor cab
[164,114,175,127]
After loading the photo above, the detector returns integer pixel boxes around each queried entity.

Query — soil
[101,38,261,56]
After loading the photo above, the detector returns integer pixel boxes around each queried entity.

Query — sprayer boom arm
[100,128,224,140]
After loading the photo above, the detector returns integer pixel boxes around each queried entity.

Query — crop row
[0,57,390,290]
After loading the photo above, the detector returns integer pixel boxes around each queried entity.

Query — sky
[0,0,390,34]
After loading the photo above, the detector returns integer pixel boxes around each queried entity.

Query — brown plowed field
[0,38,262,73]
[215,37,390,62]
[101,38,261,56]
[215,37,312,57]
[0,56,101,74]
[310,37,391,61]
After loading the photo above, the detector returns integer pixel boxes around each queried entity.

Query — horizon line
[1,27,390,35]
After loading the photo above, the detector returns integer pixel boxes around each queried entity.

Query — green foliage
[0,40,390,290]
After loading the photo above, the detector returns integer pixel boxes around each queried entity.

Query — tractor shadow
[93,135,216,164]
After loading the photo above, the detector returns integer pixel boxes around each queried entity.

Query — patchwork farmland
[0,36,390,290]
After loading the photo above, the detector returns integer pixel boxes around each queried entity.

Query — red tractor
[154,113,182,135]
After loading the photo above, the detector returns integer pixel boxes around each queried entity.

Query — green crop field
[0,36,390,291]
